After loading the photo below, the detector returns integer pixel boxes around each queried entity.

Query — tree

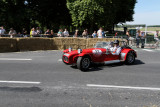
[67,0,137,32]
[0,0,29,32]
[25,0,72,31]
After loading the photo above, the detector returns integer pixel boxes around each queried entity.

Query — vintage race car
[62,41,137,71]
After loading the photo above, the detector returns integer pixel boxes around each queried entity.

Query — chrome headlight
[78,49,82,54]
[69,47,72,52]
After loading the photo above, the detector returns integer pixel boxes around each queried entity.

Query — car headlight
[69,47,72,52]
[78,49,82,54]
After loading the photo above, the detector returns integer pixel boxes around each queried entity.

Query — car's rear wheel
[77,56,91,71]
[125,51,135,65]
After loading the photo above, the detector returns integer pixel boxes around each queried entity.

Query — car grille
[63,56,68,62]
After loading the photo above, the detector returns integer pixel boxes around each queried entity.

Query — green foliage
[67,0,137,31]
[67,0,104,27]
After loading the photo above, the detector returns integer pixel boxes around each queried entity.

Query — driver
[110,40,121,55]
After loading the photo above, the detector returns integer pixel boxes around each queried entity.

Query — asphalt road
[0,48,160,107]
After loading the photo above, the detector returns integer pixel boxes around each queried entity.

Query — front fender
[78,53,93,60]
[63,49,69,53]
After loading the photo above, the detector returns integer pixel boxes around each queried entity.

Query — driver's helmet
[113,40,119,44]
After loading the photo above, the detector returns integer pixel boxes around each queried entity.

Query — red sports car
[62,41,137,71]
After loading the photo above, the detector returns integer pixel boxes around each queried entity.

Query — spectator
[141,31,146,48]
[9,28,17,38]
[97,27,103,38]
[136,29,141,48]
[63,29,69,37]
[74,29,78,37]
[115,32,118,37]
[0,26,6,37]
[102,30,105,38]
[45,29,51,38]
[30,28,37,37]
[85,29,89,38]
[126,30,130,45]
[154,30,159,48]
[57,29,63,37]
[92,31,97,38]
[21,28,27,37]
[82,30,87,38]
[36,27,42,35]
[50,30,54,38]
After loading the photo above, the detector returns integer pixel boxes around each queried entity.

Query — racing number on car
[92,49,102,57]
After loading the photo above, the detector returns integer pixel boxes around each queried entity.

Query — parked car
[62,41,137,71]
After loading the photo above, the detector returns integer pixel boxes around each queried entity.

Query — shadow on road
[70,59,145,72]
[0,87,42,92]
[132,59,145,65]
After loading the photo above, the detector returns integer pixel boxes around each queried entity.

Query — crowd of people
[125,29,159,48]
[0,26,106,38]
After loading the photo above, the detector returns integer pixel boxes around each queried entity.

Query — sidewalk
[131,44,159,49]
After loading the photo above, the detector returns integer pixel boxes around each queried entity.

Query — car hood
[82,48,106,53]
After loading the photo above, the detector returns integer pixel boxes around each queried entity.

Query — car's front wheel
[77,56,91,71]
[125,51,135,65]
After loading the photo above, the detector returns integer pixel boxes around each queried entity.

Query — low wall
[0,37,122,52]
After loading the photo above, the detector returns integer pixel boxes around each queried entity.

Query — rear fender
[121,49,137,61]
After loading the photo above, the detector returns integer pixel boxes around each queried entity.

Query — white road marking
[0,58,32,61]
[0,80,41,84]
[58,59,62,61]
[87,84,160,91]
[142,49,154,52]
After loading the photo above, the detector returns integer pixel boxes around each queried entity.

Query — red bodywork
[62,48,137,65]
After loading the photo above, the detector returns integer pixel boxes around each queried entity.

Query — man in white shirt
[110,40,121,55]
[97,27,103,38]
[63,29,69,37]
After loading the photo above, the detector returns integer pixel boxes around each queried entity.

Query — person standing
[82,30,87,38]
[9,28,17,38]
[57,29,63,37]
[154,30,159,48]
[141,31,146,48]
[63,29,69,37]
[45,29,51,38]
[30,28,37,37]
[136,30,141,48]
[21,28,27,37]
[74,29,78,37]
[50,30,54,38]
[92,31,97,38]
[0,26,6,37]
[36,27,42,35]
[97,27,103,38]
[126,30,130,45]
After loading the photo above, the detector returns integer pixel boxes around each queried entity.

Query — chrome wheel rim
[127,54,134,63]
[82,58,90,69]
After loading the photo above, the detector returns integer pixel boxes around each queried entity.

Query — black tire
[125,51,135,65]
[77,56,91,71]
